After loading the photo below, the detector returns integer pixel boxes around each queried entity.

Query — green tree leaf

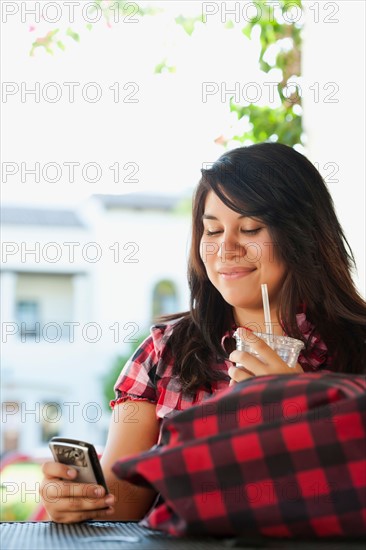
[29,29,59,56]
[66,27,80,42]
[175,14,201,36]
[154,58,176,74]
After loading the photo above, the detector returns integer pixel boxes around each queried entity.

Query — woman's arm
[100,400,160,520]
[40,400,160,523]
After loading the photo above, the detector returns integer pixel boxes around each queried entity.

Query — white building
[1,193,191,454]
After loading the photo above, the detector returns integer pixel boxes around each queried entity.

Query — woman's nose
[217,235,245,261]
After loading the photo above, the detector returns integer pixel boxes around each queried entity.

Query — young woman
[40,142,366,523]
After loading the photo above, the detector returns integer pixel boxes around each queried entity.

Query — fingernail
[105,495,114,505]
[94,487,104,497]
[67,469,76,478]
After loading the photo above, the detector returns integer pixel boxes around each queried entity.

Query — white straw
[261,283,273,337]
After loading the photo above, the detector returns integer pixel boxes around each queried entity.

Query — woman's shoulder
[148,318,184,358]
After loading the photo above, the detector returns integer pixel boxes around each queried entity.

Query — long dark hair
[162,143,366,394]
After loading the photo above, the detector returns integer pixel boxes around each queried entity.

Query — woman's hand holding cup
[228,327,304,385]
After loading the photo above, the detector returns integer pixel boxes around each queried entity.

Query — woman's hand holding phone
[40,439,115,523]
[41,401,161,523]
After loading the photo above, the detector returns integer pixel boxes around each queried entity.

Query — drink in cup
[233,330,305,369]
[233,283,304,368]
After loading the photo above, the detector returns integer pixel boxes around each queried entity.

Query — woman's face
[199,190,287,316]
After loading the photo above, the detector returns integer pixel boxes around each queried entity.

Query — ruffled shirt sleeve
[110,323,230,420]
[110,325,170,409]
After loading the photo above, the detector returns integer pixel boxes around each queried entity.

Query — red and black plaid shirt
[113,371,366,538]
[110,312,332,420]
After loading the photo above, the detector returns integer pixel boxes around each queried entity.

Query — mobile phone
[49,437,108,493]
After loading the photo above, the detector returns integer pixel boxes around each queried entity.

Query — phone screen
[49,437,108,492]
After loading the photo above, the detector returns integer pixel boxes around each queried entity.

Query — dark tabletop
[1,521,365,550]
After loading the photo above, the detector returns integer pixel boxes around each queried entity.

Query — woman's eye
[241,228,262,235]
[204,227,262,236]
[204,229,222,236]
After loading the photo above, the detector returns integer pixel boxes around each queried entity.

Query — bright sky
[2,0,282,207]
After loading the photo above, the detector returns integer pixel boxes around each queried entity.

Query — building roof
[1,207,84,227]
[94,193,183,211]
[1,193,188,228]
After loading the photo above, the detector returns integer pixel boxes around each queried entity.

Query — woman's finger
[49,504,115,524]
[42,461,78,481]
[41,479,108,501]
[230,328,303,375]
[228,365,253,383]
[229,349,284,375]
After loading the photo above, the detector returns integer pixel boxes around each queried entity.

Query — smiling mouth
[218,268,256,280]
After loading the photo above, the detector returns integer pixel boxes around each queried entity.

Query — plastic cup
[233,330,305,369]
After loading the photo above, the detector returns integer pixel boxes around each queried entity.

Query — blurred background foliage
[230,0,302,147]
[102,332,149,410]
[1,462,44,521]
[30,0,303,148]
[30,0,162,55]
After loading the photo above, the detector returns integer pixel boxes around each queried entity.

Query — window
[41,402,61,443]
[152,280,178,320]
[1,401,20,452]
[16,301,40,341]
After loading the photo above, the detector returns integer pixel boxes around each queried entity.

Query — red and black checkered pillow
[112,372,366,538]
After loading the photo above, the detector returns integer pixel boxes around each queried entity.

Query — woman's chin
[222,295,260,311]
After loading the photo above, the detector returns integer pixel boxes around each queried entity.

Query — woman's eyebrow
[202,214,247,220]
